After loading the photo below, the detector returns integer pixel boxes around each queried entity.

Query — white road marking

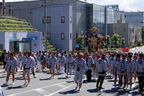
[57,83,66,88]
[8,82,67,96]
[35,88,50,95]
[44,84,75,96]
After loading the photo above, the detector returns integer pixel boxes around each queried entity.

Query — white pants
[59,66,65,74]
[37,61,41,69]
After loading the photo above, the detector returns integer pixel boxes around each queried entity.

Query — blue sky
[0,0,144,11]
[88,0,144,11]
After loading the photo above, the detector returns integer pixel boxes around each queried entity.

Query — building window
[61,33,65,40]
[46,16,51,23]
[61,16,65,23]
[42,16,45,23]
[124,28,126,32]
[47,33,51,40]
[70,16,72,23]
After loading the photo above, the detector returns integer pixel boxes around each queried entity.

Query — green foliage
[121,38,125,48]
[106,35,110,45]
[0,50,2,55]
[76,35,84,50]
[112,34,120,48]
[137,41,141,46]
[142,26,144,41]
[0,17,36,32]
[43,37,57,51]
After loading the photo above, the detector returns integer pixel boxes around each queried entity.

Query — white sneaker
[26,83,29,87]
[74,85,78,90]
[126,86,128,89]
[78,88,81,91]
[12,82,15,85]
[34,76,37,78]
[23,81,27,86]
[52,76,55,79]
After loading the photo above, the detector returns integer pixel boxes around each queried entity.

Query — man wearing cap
[4,53,18,86]
[84,52,94,82]
[66,53,74,78]
[74,53,88,91]
[22,52,35,86]
[135,53,144,92]
[96,54,107,90]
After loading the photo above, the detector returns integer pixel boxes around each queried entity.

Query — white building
[0,32,43,52]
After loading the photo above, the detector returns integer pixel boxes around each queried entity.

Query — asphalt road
[129,46,144,53]
[0,46,144,96]
[0,70,143,96]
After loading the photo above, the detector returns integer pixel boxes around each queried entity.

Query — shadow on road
[39,78,52,81]
[87,88,100,93]
[57,77,67,80]
[6,85,24,90]
[103,88,130,96]
[66,81,74,83]
[59,89,78,95]
[15,77,23,80]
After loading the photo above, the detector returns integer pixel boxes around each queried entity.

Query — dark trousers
[121,75,126,87]
[96,76,105,88]
[3,61,6,69]
[87,69,92,82]
[138,76,144,91]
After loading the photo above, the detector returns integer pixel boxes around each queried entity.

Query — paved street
[0,46,143,96]
[0,70,143,96]
[130,46,144,53]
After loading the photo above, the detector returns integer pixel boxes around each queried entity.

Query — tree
[121,38,125,48]
[106,35,110,49]
[112,34,120,48]
[142,26,144,42]
[76,35,84,50]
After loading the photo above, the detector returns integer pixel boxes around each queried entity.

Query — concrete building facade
[125,12,144,26]
[0,32,43,52]
[5,0,123,51]
[108,20,142,46]
[31,5,73,51]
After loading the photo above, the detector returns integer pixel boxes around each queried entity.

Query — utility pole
[2,0,5,15]
[43,0,47,51]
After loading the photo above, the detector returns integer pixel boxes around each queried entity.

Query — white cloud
[88,0,144,11]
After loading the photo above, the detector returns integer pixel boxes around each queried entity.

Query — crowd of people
[0,50,144,93]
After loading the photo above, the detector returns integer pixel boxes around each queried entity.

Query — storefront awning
[9,39,17,42]
[22,37,38,41]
